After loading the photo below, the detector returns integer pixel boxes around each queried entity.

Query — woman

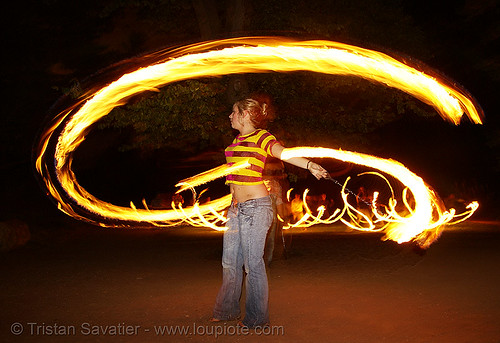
[211,94,329,328]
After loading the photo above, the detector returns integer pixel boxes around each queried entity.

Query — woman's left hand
[308,162,330,180]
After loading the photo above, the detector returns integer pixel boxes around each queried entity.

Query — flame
[175,160,250,193]
[34,37,482,245]
[281,148,478,246]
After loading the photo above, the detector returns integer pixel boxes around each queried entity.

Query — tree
[89,0,439,157]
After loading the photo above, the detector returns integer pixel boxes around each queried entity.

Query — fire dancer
[211,94,329,328]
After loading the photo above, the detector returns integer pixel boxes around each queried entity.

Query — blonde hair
[235,94,275,129]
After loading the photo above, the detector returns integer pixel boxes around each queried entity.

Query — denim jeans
[213,195,273,327]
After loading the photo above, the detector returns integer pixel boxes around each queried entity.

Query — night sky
[1,0,499,223]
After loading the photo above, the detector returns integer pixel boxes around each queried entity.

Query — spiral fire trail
[35,37,482,246]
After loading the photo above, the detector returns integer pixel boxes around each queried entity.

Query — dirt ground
[1,220,499,343]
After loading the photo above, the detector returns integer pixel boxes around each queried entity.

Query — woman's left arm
[272,143,329,180]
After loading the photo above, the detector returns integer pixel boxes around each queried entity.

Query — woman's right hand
[308,162,330,180]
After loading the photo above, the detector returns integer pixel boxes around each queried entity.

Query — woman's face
[229,104,244,131]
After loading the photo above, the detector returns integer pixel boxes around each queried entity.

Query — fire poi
[35,37,482,248]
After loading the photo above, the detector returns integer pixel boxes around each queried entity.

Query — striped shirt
[225,129,279,185]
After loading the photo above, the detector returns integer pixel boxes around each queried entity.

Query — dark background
[1,0,499,226]
[1,3,500,342]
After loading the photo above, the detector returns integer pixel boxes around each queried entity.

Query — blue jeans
[213,196,273,327]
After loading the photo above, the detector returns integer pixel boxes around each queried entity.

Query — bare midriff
[229,183,269,204]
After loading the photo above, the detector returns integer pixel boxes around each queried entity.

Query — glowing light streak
[34,37,482,245]
[279,147,478,246]
[176,160,250,193]
[283,147,435,241]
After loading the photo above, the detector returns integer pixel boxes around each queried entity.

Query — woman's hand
[276,145,330,179]
[308,161,330,180]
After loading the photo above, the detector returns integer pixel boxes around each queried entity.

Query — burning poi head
[35,37,482,247]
